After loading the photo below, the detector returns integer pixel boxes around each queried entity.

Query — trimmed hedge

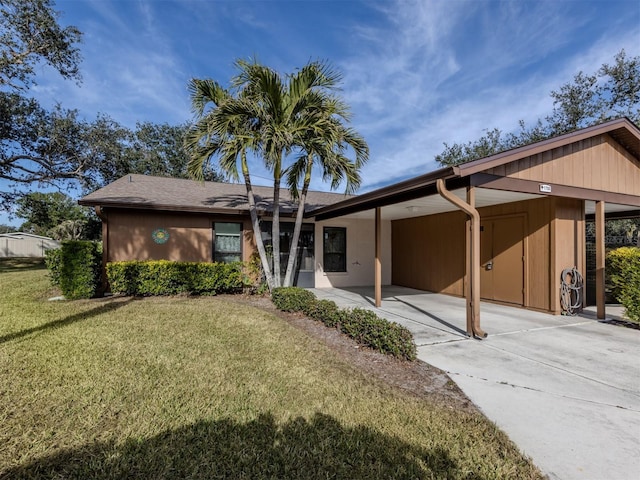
[106,260,248,296]
[272,287,417,361]
[46,241,102,299]
[607,247,640,323]
[44,248,62,287]
[272,287,316,312]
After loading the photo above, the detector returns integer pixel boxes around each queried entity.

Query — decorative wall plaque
[152,228,170,244]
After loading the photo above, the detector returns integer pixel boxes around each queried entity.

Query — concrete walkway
[310,286,640,480]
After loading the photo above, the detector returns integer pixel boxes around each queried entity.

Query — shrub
[271,287,316,312]
[305,299,343,328]
[607,247,640,323]
[106,260,247,296]
[44,248,62,287]
[270,288,417,361]
[340,308,417,361]
[57,241,102,299]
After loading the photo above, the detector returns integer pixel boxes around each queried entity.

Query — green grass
[0,267,543,479]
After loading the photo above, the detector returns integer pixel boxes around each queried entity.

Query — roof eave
[305,166,458,219]
[458,117,640,176]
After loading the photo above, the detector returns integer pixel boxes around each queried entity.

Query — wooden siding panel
[502,135,640,195]
[392,211,466,295]
[393,198,557,311]
[477,198,553,311]
[551,198,585,314]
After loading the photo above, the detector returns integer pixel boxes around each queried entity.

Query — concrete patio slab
[310,286,640,480]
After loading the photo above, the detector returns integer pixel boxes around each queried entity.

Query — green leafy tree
[436,50,640,166]
[15,191,99,239]
[0,223,16,233]
[186,59,368,289]
[0,0,82,89]
[126,122,222,182]
[0,0,86,201]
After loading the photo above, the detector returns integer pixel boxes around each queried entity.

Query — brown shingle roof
[79,174,352,215]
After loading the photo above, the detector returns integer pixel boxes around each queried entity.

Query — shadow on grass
[2,413,484,480]
[0,298,136,345]
[0,257,46,273]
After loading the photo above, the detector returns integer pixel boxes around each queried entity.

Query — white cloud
[333,0,640,191]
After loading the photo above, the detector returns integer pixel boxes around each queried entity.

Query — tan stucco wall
[314,217,392,288]
[106,209,254,263]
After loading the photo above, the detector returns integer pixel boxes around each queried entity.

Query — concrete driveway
[311,286,640,480]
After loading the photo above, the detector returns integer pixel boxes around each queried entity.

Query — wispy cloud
[330,0,640,191]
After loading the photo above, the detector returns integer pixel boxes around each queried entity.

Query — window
[259,222,315,277]
[323,227,346,272]
[214,222,242,263]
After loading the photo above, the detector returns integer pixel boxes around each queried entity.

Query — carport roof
[306,117,640,221]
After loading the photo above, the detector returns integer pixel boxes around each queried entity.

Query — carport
[306,118,640,337]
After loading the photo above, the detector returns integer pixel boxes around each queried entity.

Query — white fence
[0,233,60,258]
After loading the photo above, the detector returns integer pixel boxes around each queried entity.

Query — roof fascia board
[78,202,256,216]
[79,202,305,218]
[471,173,640,207]
[458,118,640,176]
[306,166,458,220]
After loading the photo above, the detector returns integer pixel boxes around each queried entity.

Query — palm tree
[185,77,276,289]
[186,59,368,289]
[282,100,368,286]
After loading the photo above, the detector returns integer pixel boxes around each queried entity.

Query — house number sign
[152,228,170,244]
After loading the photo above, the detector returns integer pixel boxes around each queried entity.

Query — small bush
[57,241,102,299]
[271,287,316,312]
[270,288,417,360]
[44,248,62,287]
[106,260,247,296]
[340,308,417,361]
[607,247,640,323]
[305,299,343,328]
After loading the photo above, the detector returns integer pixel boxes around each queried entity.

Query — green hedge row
[607,247,640,323]
[44,241,102,299]
[272,287,417,361]
[106,260,251,296]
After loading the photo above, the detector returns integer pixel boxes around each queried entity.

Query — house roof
[79,174,352,215]
[307,118,640,220]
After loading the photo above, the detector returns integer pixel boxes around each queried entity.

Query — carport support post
[375,207,382,308]
[595,201,606,319]
[436,179,486,338]
[465,188,474,336]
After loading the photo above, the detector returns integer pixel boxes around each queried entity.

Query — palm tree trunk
[284,157,312,287]
[272,162,282,287]
[241,152,275,290]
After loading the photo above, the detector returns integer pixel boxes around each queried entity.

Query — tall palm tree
[184,77,276,289]
[282,100,368,286]
[186,59,368,289]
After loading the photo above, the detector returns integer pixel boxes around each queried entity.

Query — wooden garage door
[480,215,525,305]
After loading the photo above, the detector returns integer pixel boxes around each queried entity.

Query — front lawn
[0,267,543,479]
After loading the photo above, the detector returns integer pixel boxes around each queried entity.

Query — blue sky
[4,0,640,225]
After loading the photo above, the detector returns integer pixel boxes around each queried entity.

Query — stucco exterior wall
[106,209,254,263]
[314,217,392,288]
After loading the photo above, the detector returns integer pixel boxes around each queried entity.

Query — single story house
[80,118,640,335]
[0,232,61,258]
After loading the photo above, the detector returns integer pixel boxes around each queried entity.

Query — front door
[480,215,525,305]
